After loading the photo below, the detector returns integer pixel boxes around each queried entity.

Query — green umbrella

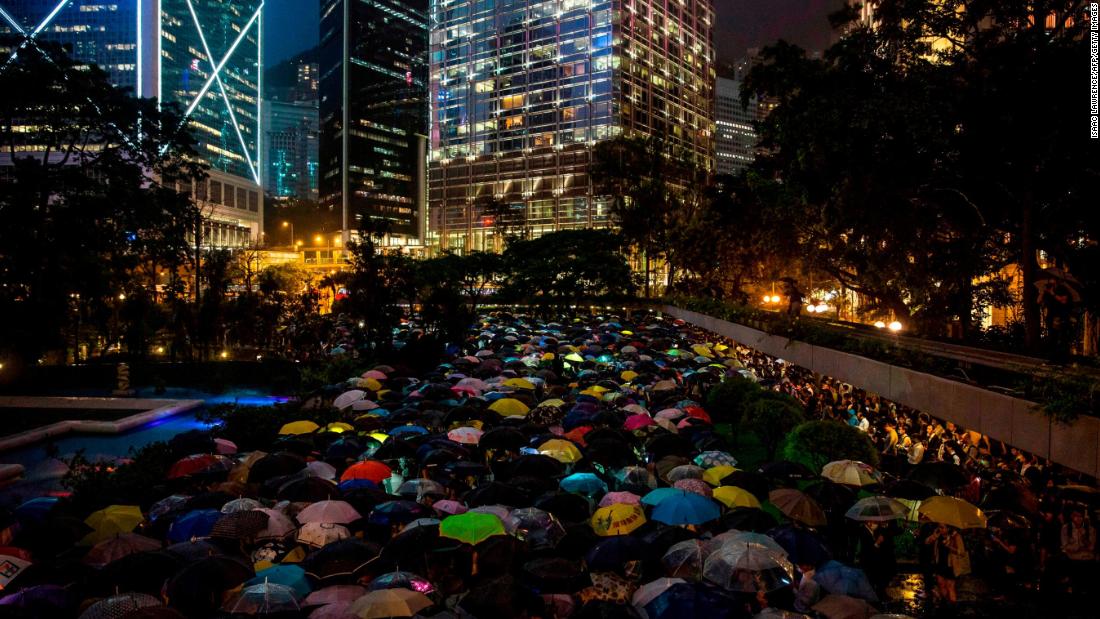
[439,512,505,545]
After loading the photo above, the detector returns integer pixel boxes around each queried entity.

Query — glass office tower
[319,0,429,243]
[429,0,715,253]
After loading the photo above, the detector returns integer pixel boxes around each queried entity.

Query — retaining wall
[665,305,1100,478]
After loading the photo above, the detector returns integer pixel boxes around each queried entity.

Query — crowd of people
[0,311,1095,619]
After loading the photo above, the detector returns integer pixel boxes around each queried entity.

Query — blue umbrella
[338,478,380,492]
[14,497,60,523]
[813,560,879,603]
[651,492,721,525]
[167,509,221,543]
[641,488,685,506]
[585,536,646,573]
[389,425,428,437]
[368,501,431,526]
[559,473,608,497]
[643,582,740,619]
[248,565,311,598]
[768,524,832,568]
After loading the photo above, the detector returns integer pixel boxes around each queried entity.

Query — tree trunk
[643,250,651,299]
[1020,200,1040,353]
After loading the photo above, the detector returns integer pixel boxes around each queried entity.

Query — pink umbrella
[304,585,368,606]
[456,377,487,392]
[446,427,483,445]
[214,438,238,455]
[255,508,296,539]
[450,385,480,397]
[307,461,338,480]
[655,408,685,421]
[309,601,356,619]
[673,478,714,498]
[362,370,388,380]
[297,500,362,525]
[433,500,468,516]
[599,491,641,508]
[623,414,655,431]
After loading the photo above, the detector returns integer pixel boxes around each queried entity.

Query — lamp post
[282,221,294,248]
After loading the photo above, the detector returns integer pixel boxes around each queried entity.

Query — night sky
[264,0,843,66]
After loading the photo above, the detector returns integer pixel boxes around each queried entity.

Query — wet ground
[881,569,1096,618]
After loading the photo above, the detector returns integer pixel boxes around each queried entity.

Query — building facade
[0,0,263,245]
[713,76,757,176]
[263,98,320,201]
[429,0,715,253]
[319,0,429,245]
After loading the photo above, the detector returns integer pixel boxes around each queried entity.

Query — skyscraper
[429,0,715,253]
[0,0,264,247]
[264,98,319,201]
[714,75,758,176]
[319,0,429,245]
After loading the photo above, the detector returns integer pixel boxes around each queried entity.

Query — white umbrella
[632,577,685,618]
[351,399,380,412]
[297,500,362,525]
[333,390,366,410]
[821,461,882,487]
[307,461,339,480]
[296,522,351,548]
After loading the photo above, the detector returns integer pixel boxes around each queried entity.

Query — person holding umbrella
[1059,508,1096,594]
[925,523,969,604]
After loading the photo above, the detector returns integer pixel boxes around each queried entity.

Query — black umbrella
[166,555,253,617]
[276,475,341,502]
[247,452,305,484]
[586,536,646,574]
[718,471,771,502]
[325,437,365,461]
[168,430,216,457]
[13,516,92,557]
[908,461,970,490]
[520,557,585,594]
[372,437,419,461]
[367,501,432,527]
[164,539,225,562]
[533,492,592,524]
[479,427,528,451]
[210,510,269,542]
[585,438,639,470]
[803,480,858,514]
[718,507,778,533]
[759,460,816,482]
[511,454,565,478]
[768,524,832,567]
[301,538,382,583]
[464,481,531,508]
[883,479,937,501]
[100,551,185,596]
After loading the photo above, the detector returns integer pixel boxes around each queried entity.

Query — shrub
[705,376,762,425]
[743,397,805,461]
[780,420,879,473]
[197,403,339,452]
[63,441,178,514]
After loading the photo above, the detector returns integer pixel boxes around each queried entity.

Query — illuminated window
[504,116,524,129]
[501,94,524,109]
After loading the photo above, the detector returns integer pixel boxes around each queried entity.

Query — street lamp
[282,221,294,247]
[314,234,324,245]
[888,321,903,332]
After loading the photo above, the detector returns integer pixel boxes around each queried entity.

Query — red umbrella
[340,460,393,484]
[166,455,231,480]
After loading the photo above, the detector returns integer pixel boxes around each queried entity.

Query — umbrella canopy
[82,505,143,545]
[368,571,434,594]
[348,588,432,618]
[560,473,608,497]
[341,460,393,484]
[821,460,882,487]
[223,581,301,614]
[812,593,879,619]
[167,509,221,543]
[298,500,363,525]
[641,581,739,619]
[768,489,827,527]
[538,439,583,464]
[297,522,352,548]
[768,525,832,568]
[446,427,483,445]
[713,486,761,509]
[590,504,646,536]
[694,451,738,468]
[78,592,162,619]
[248,564,312,598]
[651,491,721,526]
[918,496,987,529]
[439,512,505,545]
[488,398,530,417]
[661,541,706,581]
[304,585,368,607]
[814,561,878,602]
[599,491,642,507]
[845,497,908,522]
[334,390,367,410]
[166,454,231,480]
[83,533,161,568]
[703,543,795,592]
[279,420,320,435]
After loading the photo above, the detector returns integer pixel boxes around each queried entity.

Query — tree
[0,44,203,369]
[743,396,805,461]
[341,220,416,355]
[781,420,879,473]
[497,230,637,305]
[705,376,762,426]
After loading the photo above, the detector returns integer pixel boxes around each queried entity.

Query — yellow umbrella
[590,504,646,536]
[691,344,714,358]
[541,353,556,361]
[368,432,390,444]
[918,496,987,529]
[713,486,761,509]
[358,377,383,392]
[714,343,729,352]
[621,330,634,336]
[537,399,566,409]
[82,505,143,545]
[503,378,536,390]
[323,422,354,433]
[538,439,583,464]
[279,420,320,435]
[620,370,639,382]
[702,465,739,487]
[489,398,530,417]
[564,353,585,363]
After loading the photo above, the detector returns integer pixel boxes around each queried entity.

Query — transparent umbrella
[223,580,301,614]
[661,540,706,581]
[703,542,795,593]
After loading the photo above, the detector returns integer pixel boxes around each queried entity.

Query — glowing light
[888,321,903,332]
[873,321,886,329]
[220,350,229,359]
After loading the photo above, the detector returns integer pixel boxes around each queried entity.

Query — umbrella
[479,427,527,451]
[439,512,505,545]
[703,543,795,592]
[585,536,646,573]
[882,479,936,501]
[533,492,591,523]
[277,476,340,502]
[0,584,69,613]
[279,420,320,435]
[845,497,908,522]
[768,489,827,526]
[368,501,432,527]
[368,571,435,594]
[560,473,608,497]
[918,496,987,529]
[298,500,362,525]
[814,561,878,602]
[590,504,646,536]
[538,439,583,464]
[255,508,296,539]
[641,581,739,619]
[512,454,566,478]
[489,398,530,417]
[221,497,263,513]
[759,460,816,481]
[651,492,721,526]
[713,486,761,509]
[349,589,432,618]
[907,462,969,490]
[433,500,468,516]
[397,479,445,500]
[661,540,705,580]
[214,438,238,454]
[83,533,161,567]
[247,564,312,598]
[768,525,832,567]
[707,531,787,558]
[167,509,221,543]
[599,491,642,507]
[165,539,223,562]
[304,585,368,607]
[821,460,882,487]
[447,427,484,445]
[166,454,232,480]
[334,390,367,409]
[812,593,879,619]
[341,460,393,484]
[666,464,705,482]
[694,451,738,468]
[702,466,739,487]
[223,581,301,614]
[79,593,162,619]
[166,556,253,617]
[674,478,714,497]
[248,452,306,483]
[0,554,31,589]
[506,507,566,550]
[297,522,352,548]
[301,539,381,582]
[82,505,143,545]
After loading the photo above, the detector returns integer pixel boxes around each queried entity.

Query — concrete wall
[665,305,1100,479]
